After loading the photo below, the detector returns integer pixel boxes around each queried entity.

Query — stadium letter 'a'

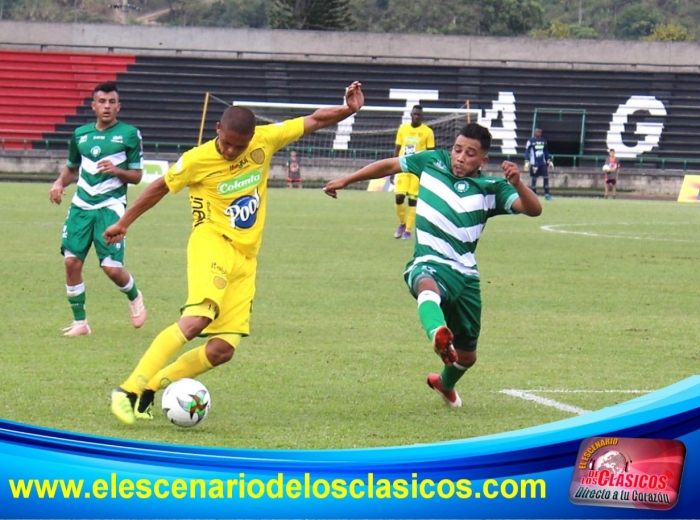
[606,96,667,159]
[477,92,518,155]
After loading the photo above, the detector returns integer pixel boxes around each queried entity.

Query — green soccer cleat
[109,388,137,425]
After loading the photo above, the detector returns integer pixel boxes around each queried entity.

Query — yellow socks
[406,204,417,233]
[122,323,188,394]
[395,201,406,224]
[145,344,214,391]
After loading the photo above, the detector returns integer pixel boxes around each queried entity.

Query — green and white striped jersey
[66,121,143,213]
[399,149,520,278]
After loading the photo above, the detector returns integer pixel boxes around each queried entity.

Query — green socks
[118,275,140,301]
[440,363,468,391]
[417,290,445,339]
[66,283,86,321]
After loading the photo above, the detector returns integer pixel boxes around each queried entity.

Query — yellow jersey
[395,122,435,157]
[164,117,304,258]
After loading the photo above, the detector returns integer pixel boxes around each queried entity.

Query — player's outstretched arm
[303,81,364,135]
[502,160,542,217]
[103,176,170,244]
[323,157,401,198]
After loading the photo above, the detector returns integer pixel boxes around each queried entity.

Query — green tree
[643,22,694,41]
[268,0,356,30]
[3,0,58,20]
[367,0,478,36]
[479,0,545,36]
[197,0,270,28]
[614,4,660,39]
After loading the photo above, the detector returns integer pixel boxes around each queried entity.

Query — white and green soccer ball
[161,378,211,427]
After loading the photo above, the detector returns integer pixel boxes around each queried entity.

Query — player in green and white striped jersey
[324,123,542,408]
[49,82,146,337]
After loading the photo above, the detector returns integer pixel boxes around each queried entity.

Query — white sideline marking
[500,388,655,415]
[500,389,591,415]
[541,223,693,243]
[523,389,654,394]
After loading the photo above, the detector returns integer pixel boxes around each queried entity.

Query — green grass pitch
[0,182,698,449]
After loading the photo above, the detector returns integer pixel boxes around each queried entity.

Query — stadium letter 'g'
[606,96,667,159]
[225,189,260,229]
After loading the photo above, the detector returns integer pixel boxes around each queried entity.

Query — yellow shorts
[394,172,419,198]
[183,225,257,337]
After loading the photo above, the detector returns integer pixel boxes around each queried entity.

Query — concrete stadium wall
[2,21,700,72]
[0,153,685,195]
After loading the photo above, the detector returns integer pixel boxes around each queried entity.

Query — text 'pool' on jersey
[217,170,262,197]
[224,188,260,229]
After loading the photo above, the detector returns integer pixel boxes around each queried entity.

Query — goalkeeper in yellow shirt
[392,105,435,240]
[104,81,364,424]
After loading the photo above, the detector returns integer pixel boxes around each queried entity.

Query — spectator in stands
[603,148,620,199]
[286,149,302,188]
[48,81,146,338]
[323,123,542,408]
[524,128,553,200]
[392,105,435,240]
[103,81,364,425]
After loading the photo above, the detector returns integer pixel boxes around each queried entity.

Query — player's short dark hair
[93,82,118,95]
[220,106,256,135]
[459,123,492,152]
[412,105,423,111]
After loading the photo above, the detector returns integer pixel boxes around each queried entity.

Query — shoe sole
[433,327,458,365]
[131,313,147,328]
[63,328,91,337]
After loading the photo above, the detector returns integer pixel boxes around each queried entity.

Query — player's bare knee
[453,336,478,368]
[407,197,418,207]
[101,265,127,284]
[415,276,439,295]
[457,350,477,368]
[395,194,406,204]
[205,338,235,366]
[64,255,83,274]
[178,315,212,340]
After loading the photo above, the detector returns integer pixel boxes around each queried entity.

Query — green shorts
[405,260,482,350]
[60,205,125,265]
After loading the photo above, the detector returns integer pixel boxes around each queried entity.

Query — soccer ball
[603,164,611,172]
[161,378,211,427]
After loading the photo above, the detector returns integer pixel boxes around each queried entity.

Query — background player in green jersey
[49,82,146,337]
[324,123,542,408]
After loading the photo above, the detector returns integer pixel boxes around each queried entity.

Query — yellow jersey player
[104,81,364,424]
[393,105,434,240]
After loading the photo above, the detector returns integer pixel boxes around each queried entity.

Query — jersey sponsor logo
[217,170,262,196]
[228,157,249,171]
[93,135,105,140]
[90,146,101,157]
[251,148,265,164]
[79,135,88,144]
[402,145,416,156]
[454,180,469,193]
[213,276,227,290]
[225,188,260,229]
[111,135,123,143]
[434,160,447,171]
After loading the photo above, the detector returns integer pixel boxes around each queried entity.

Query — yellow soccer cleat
[109,388,137,425]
